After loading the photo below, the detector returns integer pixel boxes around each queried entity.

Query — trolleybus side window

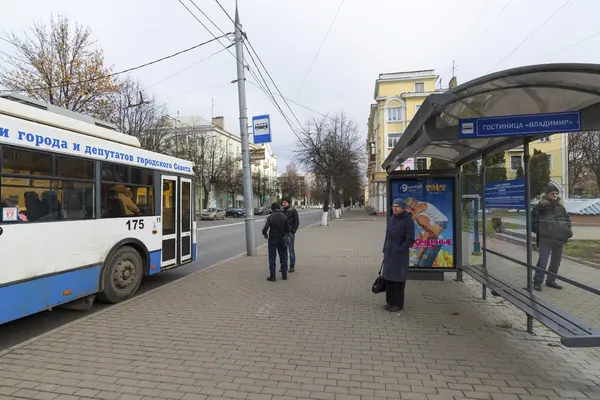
[0,146,95,223]
[100,162,154,218]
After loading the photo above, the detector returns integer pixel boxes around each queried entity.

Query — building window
[415,104,421,113]
[414,82,425,93]
[510,155,523,171]
[416,158,427,170]
[388,133,401,148]
[388,107,402,122]
[540,136,551,142]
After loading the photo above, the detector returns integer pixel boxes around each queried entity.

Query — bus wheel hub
[113,260,135,289]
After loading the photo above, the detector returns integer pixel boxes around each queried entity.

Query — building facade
[169,116,278,211]
[366,70,441,214]
[504,134,569,197]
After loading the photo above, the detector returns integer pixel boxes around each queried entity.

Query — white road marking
[196,210,321,232]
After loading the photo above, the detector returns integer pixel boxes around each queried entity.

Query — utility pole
[234,4,257,256]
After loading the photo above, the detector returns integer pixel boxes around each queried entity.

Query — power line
[145,44,233,90]
[245,39,304,132]
[440,0,491,78]
[214,0,236,26]
[0,34,230,93]
[486,0,572,73]
[247,79,331,120]
[188,0,230,37]
[178,0,305,139]
[295,0,345,98]
[460,0,515,62]
[539,29,600,63]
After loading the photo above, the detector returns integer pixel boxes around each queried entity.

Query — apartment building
[366,69,441,213]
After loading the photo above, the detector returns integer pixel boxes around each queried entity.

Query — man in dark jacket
[382,198,415,312]
[282,199,299,272]
[532,184,572,291]
[262,202,291,282]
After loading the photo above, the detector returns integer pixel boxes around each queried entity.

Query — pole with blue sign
[458,111,581,138]
[252,114,271,144]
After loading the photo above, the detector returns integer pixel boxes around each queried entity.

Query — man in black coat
[262,202,291,281]
[532,184,572,291]
[282,198,299,272]
[382,198,415,312]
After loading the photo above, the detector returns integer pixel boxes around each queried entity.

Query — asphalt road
[0,210,323,351]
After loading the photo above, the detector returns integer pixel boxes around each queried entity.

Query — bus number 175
[126,219,145,230]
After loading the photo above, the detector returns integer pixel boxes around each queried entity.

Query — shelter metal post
[455,172,463,282]
[481,156,487,300]
[523,137,534,334]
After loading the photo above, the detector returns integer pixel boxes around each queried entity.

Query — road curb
[0,220,321,357]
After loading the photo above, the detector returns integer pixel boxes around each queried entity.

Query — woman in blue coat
[382,198,415,312]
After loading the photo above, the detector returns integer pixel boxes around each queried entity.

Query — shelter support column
[455,171,463,282]
[481,158,487,300]
[524,137,534,334]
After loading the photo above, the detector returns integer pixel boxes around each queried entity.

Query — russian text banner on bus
[390,177,455,269]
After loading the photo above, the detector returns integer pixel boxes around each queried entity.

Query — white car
[201,208,226,220]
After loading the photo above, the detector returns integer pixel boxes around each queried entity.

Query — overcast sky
[1,0,598,171]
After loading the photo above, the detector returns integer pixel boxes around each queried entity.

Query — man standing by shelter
[282,198,299,273]
[532,184,572,291]
[262,203,290,282]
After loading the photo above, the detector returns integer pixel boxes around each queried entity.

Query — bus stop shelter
[382,63,600,348]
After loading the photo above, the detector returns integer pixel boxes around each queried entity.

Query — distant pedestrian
[382,198,415,312]
[281,198,299,272]
[532,184,572,291]
[262,202,291,282]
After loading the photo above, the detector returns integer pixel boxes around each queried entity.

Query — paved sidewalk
[1,210,600,400]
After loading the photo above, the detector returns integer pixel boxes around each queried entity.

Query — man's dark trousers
[268,237,288,278]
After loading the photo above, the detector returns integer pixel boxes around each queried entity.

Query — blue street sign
[484,178,526,210]
[459,111,581,139]
[252,114,271,144]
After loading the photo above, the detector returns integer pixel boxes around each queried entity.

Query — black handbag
[372,261,386,294]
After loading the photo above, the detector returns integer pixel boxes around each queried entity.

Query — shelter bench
[460,249,600,348]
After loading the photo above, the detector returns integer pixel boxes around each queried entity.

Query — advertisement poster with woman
[390,178,455,268]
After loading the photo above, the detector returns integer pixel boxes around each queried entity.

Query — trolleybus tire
[97,246,143,304]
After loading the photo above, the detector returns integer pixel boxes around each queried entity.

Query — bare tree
[579,131,600,194]
[294,112,364,223]
[568,132,587,196]
[253,168,272,207]
[220,155,243,207]
[278,163,304,201]
[97,78,172,153]
[0,14,118,115]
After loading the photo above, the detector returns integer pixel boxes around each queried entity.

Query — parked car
[201,207,226,220]
[254,207,270,215]
[226,208,246,218]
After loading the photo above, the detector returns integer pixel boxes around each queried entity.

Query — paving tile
[0,212,599,400]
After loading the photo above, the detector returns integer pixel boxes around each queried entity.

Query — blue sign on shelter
[459,111,581,139]
[484,178,526,210]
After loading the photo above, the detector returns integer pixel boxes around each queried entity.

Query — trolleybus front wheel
[98,246,143,304]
